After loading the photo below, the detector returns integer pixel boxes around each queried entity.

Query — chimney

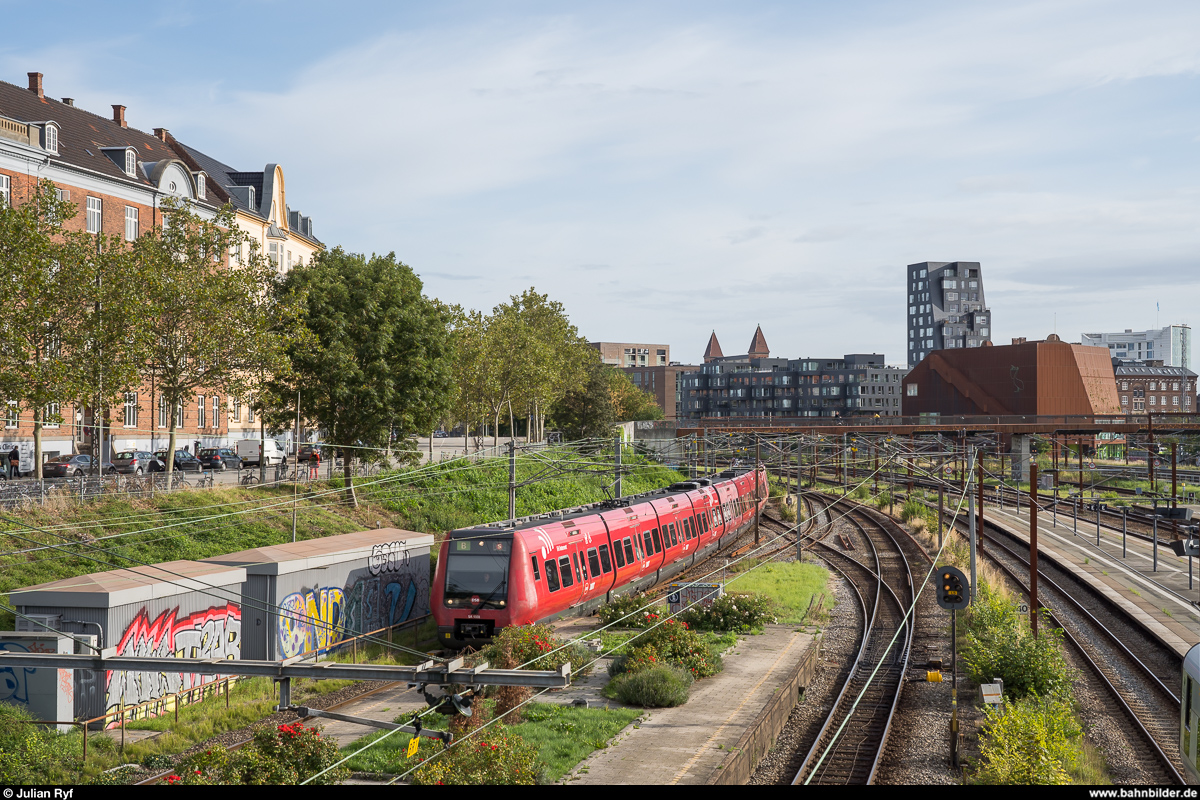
[112,105,126,128]
[61,98,74,107]
[153,128,169,142]
[27,72,43,99]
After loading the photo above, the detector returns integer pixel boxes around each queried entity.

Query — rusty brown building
[902,336,1121,417]
[621,364,698,421]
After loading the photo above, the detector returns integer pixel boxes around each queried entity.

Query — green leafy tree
[266,248,453,506]
[447,305,488,451]
[550,355,619,440]
[608,369,664,422]
[133,198,295,476]
[0,180,148,477]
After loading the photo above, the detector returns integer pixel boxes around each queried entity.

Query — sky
[5,0,1200,365]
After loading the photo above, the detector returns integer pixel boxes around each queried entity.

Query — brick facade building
[0,72,317,467]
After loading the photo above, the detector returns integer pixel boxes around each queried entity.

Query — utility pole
[614,434,622,500]
[508,440,517,520]
[1173,442,1178,508]
[754,435,761,545]
[1030,463,1039,638]
[968,446,977,600]
[292,392,301,543]
[977,460,985,557]
[937,483,944,548]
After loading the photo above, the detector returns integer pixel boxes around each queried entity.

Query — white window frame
[86,197,102,233]
[125,149,137,177]
[124,206,138,241]
[196,173,206,199]
[42,402,59,429]
[158,395,168,429]
[0,174,11,207]
[124,392,138,428]
[4,401,17,429]
[247,400,255,424]
[45,124,58,154]
[906,384,918,397]
[197,395,206,428]
[175,399,184,429]
[232,397,241,423]
[211,396,220,428]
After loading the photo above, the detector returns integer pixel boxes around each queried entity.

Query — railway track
[791,499,915,785]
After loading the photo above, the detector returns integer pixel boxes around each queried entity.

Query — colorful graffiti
[368,540,410,576]
[0,642,34,705]
[278,586,344,658]
[105,604,240,718]
[276,570,427,659]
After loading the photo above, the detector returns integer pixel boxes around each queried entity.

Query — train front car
[433,526,520,649]
[1182,642,1200,782]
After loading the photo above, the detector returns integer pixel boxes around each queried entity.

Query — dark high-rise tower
[906,261,991,368]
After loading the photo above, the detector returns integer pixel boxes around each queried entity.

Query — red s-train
[432,466,769,649]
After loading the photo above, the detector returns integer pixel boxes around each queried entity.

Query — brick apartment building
[590,341,670,368]
[0,72,319,467]
[1113,360,1196,413]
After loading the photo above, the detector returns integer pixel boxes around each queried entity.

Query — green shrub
[974,696,1080,784]
[853,485,869,500]
[0,704,81,784]
[597,594,662,628]
[681,592,776,633]
[171,722,347,785]
[875,491,893,511]
[962,584,1072,699]
[609,665,693,707]
[141,753,174,771]
[410,727,541,785]
[478,624,593,678]
[608,643,662,678]
[900,497,925,522]
[637,618,723,678]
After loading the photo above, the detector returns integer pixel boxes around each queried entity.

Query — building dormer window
[125,149,136,177]
[45,124,58,154]
[196,173,206,199]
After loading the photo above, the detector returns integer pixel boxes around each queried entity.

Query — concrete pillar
[1010,434,1031,483]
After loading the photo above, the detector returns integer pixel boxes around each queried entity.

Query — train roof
[446,468,757,540]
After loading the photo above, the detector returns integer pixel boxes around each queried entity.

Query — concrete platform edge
[705,634,822,785]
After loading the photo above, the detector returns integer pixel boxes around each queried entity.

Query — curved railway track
[791,500,915,785]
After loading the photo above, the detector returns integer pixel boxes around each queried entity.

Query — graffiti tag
[368,541,410,576]
[278,587,344,659]
[105,605,240,718]
[0,643,34,705]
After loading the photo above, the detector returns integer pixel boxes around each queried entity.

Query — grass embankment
[341,702,641,783]
[724,561,830,625]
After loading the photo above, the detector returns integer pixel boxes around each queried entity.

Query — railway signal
[935,565,970,611]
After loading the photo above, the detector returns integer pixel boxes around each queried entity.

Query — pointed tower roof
[703,331,724,363]
[748,325,770,357]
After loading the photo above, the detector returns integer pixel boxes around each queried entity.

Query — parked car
[42,454,115,477]
[236,438,287,467]
[198,447,242,471]
[112,451,165,475]
[154,449,203,472]
[433,430,449,438]
[296,444,327,463]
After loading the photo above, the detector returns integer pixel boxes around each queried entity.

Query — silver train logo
[368,541,410,576]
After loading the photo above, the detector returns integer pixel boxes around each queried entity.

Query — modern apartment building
[621,365,698,421]
[680,330,909,419]
[907,261,992,368]
[590,342,670,368]
[1082,325,1191,370]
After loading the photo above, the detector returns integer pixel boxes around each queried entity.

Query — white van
[236,438,287,467]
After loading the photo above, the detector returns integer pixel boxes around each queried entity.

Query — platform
[563,625,819,785]
[983,505,1200,654]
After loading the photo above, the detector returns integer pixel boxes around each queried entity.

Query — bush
[597,594,662,628]
[974,696,1080,784]
[171,722,347,785]
[962,584,1072,699]
[607,643,662,678]
[875,491,893,511]
[609,666,693,707]
[681,592,776,633]
[630,618,723,679]
[0,704,81,784]
[410,727,541,785]
[900,497,925,523]
[478,624,593,678]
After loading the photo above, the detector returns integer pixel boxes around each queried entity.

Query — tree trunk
[493,409,500,449]
[508,401,515,447]
[167,418,177,478]
[32,412,42,480]
[429,427,433,463]
[343,456,357,508]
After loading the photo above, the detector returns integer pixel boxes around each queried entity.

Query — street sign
[935,565,970,611]
[981,682,1004,706]
[1017,602,1030,615]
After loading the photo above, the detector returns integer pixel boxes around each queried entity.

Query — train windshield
[444,538,511,609]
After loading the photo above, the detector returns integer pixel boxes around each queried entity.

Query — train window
[598,545,612,573]
[574,552,586,581]
[687,517,696,539]
[625,538,637,563]
[681,518,691,540]
[691,516,700,536]
[643,531,654,556]
[587,548,603,577]
[613,541,626,568]
[669,523,678,546]
[557,556,573,588]
[651,528,662,553]
[531,556,541,581]
[703,513,711,532]
[545,558,560,591]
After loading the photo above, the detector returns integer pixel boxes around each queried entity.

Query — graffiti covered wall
[105,604,240,718]
[276,541,428,659]
[0,634,74,729]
